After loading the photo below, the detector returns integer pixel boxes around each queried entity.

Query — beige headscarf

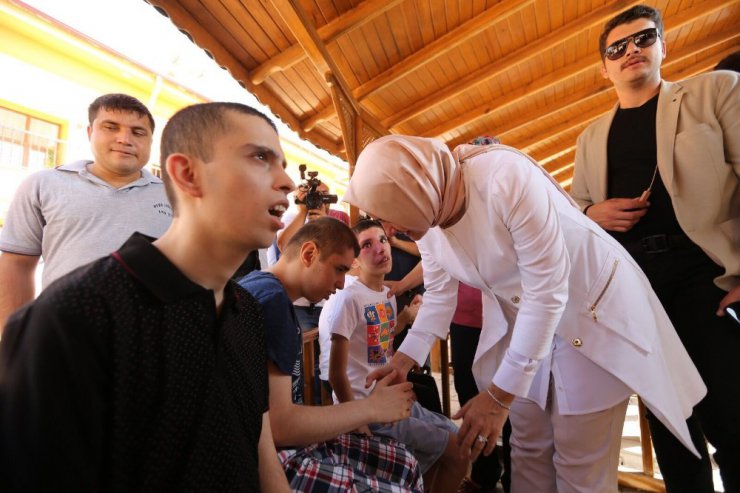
[343,135,466,233]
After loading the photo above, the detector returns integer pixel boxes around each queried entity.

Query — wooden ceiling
[145,0,739,189]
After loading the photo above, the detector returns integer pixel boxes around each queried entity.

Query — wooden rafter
[266,0,385,135]
[267,0,387,187]
[513,46,737,179]
[295,0,534,132]
[436,0,738,143]
[422,55,597,139]
[351,0,534,100]
[543,150,576,175]
[383,0,643,129]
[513,46,737,155]
[251,0,404,85]
[145,0,740,192]
[269,0,332,81]
[532,144,578,166]
[553,167,575,184]
[516,105,607,154]
[302,105,334,132]
[449,26,739,150]
[146,0,344,155]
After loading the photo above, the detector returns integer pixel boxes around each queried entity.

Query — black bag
[406,370,443,415]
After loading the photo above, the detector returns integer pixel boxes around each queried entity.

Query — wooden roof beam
[430,0,738,140]
[352,0,534,101]
[531,144,577,166]
[145,0,343,155]
[424,56,597,139]
[544,150,576,175]
[661,0,737,32]
[384,0,643,129]
[447,27,738,149]
[516,106,607,155]
[268,0,387,152]
[302,105,335,132]
[553,165,575,183]
[296,0,533,132]
[269,0,333,80]
[251,0,404,85]
[512,49,735,153]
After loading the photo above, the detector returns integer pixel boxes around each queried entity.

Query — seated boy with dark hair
[320,219,468,493]
[238,217,424,492]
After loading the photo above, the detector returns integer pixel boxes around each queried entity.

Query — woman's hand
[452,386,512,461]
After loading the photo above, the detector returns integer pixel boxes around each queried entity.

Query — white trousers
[509,391,629,493]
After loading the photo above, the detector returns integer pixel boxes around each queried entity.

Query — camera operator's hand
[294,186,310,214]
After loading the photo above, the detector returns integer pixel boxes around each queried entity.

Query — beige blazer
[571,71,740,291]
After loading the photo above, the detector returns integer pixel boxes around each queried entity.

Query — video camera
[295,164,338,211]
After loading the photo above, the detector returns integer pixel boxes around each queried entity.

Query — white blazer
[400,145,706,455]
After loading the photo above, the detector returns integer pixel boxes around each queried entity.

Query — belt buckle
[641,234,670,254]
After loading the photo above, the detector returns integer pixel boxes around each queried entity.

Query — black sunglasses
[604,27,660,61]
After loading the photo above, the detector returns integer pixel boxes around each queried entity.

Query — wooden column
[268,0,388,225]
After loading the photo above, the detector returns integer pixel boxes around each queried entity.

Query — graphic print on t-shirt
[364,301,395,365]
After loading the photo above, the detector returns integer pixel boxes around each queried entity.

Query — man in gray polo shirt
[0,93,172,330]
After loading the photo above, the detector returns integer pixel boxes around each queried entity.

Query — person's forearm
[330,372,355,404]
[390,351,416,375]
[276,210,307,252]
[270,398,375,446]
[391,238,420,257]
[258,413,290,493]
[396,311,411,333]
[0,253,39,332]
[399,262,423,292]
[486,383,515,408]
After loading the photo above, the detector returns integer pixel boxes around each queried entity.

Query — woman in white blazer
[344,135,706,493]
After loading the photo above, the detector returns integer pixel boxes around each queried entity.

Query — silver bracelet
[486,388,511,411]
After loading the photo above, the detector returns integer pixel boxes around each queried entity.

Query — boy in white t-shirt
[320,219,468,493]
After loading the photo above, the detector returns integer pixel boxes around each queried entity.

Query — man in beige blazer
[571,5,739,493]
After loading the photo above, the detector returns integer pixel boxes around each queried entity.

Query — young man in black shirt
[572,5,739,492]
[0,102,293,492]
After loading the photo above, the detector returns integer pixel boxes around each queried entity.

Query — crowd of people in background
[0,4,737,493]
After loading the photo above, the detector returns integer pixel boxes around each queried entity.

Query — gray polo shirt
[0,160,172,288]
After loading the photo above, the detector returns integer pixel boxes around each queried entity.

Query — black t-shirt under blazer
[607,93,683,245]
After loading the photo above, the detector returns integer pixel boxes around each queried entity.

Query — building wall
[0,0,350,224]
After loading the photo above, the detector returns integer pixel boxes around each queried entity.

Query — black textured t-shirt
[607,93,682,244]
[0,233,268,491]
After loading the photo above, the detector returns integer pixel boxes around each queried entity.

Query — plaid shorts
[277,433,424,492]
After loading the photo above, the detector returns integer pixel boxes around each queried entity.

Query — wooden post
[638,397,654,476]
[440,337,451,417]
